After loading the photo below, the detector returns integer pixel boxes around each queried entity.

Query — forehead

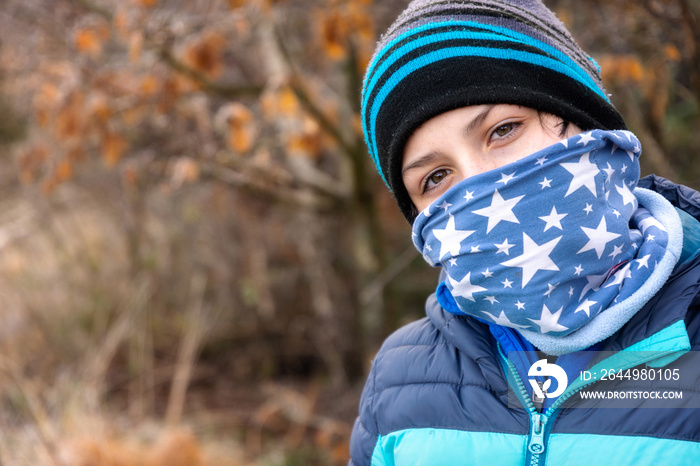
[403,104,533,155]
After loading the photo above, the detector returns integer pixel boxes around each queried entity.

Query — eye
[493,123,515,138]
[422,168,452,193]
[488,120,525,146]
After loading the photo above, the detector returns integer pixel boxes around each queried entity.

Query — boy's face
[402,104,581,212]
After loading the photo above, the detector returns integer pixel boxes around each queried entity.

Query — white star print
[501,233,561,287]
[574,264,584,276]
[498,172,516,185]
[539,206,567,231]
[473,189,524,233]
[579,272,607,300]
[437,200,452,212]
[561,152,599,197]
[577,132,596,146]
[482,310,529,329]
[605,263,632,289]
[609,244,624,260]
[603,163,615,181]
[448,272,487,302]
[515,301,526,310]
[484,296,499,304]
[539,177,552,189]
[575,299,597,317]
[495,238,515,255]
[528,304,569,334]
[578,216,621,259]
[544,283,557,297]
[482,269,494,278]
[502,278,513,288]
[433,214,475,260]
[584,203,593,215]
[536,156,548,165]
[449,258,458,266]
[470,246,481,253]
[615,183,637,208]
[568,286,574,297]
[636,254,651,269]
[464,190,474,202]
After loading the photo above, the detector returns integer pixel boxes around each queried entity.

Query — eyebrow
[401,104,497,176]
[402,151,442,176]
[464,104,496,136]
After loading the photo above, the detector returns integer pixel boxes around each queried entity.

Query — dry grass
[0,183,354,466]
[59,429,251,466]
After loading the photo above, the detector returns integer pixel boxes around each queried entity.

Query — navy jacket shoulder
[349,176,700,465]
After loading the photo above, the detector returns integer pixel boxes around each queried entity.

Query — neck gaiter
[412,130,680,352]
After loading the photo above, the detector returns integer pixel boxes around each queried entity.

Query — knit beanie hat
[361,0,627,221]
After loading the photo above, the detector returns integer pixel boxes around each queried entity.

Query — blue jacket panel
[349,177,700,465]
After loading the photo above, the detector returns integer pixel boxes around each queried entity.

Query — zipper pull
[528,413,548,454]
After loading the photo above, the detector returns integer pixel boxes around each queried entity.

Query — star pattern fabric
[412,130,670,337]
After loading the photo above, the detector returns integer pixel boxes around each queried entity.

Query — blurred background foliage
[0,0,697,464]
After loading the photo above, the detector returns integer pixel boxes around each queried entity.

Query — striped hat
[361,0,627,220]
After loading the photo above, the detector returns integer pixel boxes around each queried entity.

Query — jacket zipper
[528,412,547,465]
[497,344,546,466]
[499,341,682,465]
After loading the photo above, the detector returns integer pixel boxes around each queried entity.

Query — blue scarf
[412,130,683,354]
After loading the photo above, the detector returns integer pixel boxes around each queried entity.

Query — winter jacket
[349,176,700,466]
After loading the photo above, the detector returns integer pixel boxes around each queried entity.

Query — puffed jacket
[349,176,700,466]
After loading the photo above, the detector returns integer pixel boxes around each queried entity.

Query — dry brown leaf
[346,2,374,41]
[87,93,112,125]
[101,133,129,166]
[222,102,256,154]
[133,0,160,7]
[75,29,102,56]
[600,54,644,84]
[287,117,322,159]
[114,8,130,39]
[171,157,201,187]
[183,32,227,79]
[664,44,681,62]
[261,86,299,120]
[122,105,146,127]
[54,100,85,141]
[74,23,110,57]
[146,430,204,466]
[318,11,349,60]
[56,158,73,182]
[41,177,57,195]
[277,86,300,116]
[123,165,139,187]
[140,75,161,96]
[129,32,144,64]
[225,0,248,8]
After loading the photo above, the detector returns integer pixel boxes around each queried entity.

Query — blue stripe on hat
[363,20,605,107]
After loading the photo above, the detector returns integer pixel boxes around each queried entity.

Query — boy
[350,0,700,464]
